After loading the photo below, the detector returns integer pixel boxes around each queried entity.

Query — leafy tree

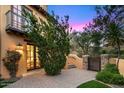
[73,29,92,55]
[90,30,103,56]
[69,31,78,51]
[24,12,71,75]
[94,5,124,68]
[72,23,103,56]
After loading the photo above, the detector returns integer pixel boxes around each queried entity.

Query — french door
[26,44,40,70]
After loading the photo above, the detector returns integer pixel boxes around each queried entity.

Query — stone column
[82,55,89,70]
[101,54,109,70]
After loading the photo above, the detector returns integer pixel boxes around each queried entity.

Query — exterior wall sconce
[16,43,23,54]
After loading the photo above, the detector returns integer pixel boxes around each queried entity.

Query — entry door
[26,44,40,70]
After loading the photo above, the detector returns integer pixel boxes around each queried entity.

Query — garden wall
[118,59,124,76]
[65,54,83,69]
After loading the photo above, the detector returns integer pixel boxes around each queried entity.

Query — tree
[90,30,103,56]
[69,31,80,52]
[72,23,103,56]
[94,5,124,68]
[24,11,71,75]
[73,28,92,55]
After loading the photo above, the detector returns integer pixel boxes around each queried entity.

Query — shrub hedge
[103,64,119,74]
[96,71,113,83]
[96,63,124,85]
[110,74,124,85]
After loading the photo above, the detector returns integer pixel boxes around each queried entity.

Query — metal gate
[88,56,101,71]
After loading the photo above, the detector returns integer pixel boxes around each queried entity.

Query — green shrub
[24,11,70,75]
[43,53,66,75]
[96,63,124,85]
[104,64,119,74]
[2,50,21,78]
[110,74,124,85]
[96,71,113,83]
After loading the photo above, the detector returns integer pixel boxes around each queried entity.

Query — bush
[104,64,119,74]
[96,63,124,85]
[24,11,70,75]
[111,74,124,85]
[2,50,21,78]
[96,71,113,83]
[43,53,66,75]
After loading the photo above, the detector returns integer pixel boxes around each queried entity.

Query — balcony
[6,10,27,35]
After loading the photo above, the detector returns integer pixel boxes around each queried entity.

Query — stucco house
[0,5,48,79]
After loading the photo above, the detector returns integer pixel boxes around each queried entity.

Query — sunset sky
[48,5,97,31]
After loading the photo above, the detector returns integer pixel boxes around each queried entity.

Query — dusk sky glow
[48,5,97,31]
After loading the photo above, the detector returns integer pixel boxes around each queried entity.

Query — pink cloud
[70,21,91,32]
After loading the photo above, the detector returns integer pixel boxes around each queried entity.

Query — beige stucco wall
[118,59,124,76]
[0,5,47,79]
[0,5,27,78]
[109,58,116,64]
[65,54,83,69]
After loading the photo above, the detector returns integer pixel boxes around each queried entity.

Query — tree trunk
[116,44,120,69]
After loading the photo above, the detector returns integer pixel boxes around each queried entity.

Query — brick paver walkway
[6,68,96,88]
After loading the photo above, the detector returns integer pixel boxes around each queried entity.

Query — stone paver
[6,68,96,88]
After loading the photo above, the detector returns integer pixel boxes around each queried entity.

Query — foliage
[0,78,18,88]
[94,5,124,68]
[96,63,124,85]
[76,48,83,58]
[100,49,108,54]
[90,30,103,55]
[77,80,110,88]
[2,50,21,78]
[24,11,71,75]
[72,23,103,56]
[69,31,80,52]
[109,49,124,59]
[96,71,114,83]
[103,64,119,74]
[71,30,91,55]
[110,74,124,85]
[0,80,7,88]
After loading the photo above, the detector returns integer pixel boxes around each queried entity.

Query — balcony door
[26,44,41,70]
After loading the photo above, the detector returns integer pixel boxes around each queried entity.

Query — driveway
[6,68,97,88]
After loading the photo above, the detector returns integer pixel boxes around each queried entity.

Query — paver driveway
[6,68,96,88]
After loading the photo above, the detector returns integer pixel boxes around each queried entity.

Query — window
[26,44,40,70]
[11,5,32,31]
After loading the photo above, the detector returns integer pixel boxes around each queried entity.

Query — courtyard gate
[88,56,101,71]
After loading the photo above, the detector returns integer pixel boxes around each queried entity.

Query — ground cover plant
[77,80,110,88]
[0,78,17,88]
